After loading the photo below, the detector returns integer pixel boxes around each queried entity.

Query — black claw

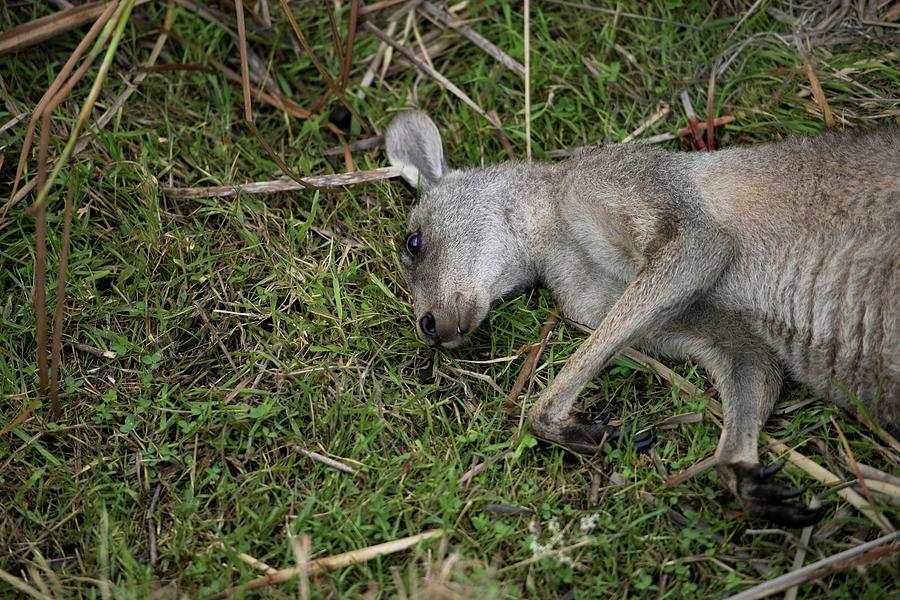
[747,502,828,529]
[758,460,785,479]
[728,461,827,528]
[556,417,655,455]
[775,485,808,500]
[632,429,656,452]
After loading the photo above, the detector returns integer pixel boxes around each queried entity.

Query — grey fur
[386,110,899,526]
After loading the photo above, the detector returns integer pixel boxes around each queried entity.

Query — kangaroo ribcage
[757,230,898,402]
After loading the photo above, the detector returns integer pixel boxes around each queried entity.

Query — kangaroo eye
[404,231,421,256]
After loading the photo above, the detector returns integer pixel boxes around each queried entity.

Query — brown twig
[162,166,401,199]
[679,90,706,150]
[339,0,360,92]
[0,0,149,56]
[503,314,558,413]
[722,531,900,600]
[832,417,890,532]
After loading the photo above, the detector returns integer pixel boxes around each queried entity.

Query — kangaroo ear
[385,110,448,190]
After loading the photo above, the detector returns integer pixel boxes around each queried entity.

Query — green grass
[2,1,899,598]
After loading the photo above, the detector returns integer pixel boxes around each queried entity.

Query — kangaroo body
[385,111,900,526]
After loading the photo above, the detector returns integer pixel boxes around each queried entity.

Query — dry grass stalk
[420,1,525,76]
[48,175,78,420]
[234,0,321,191]
[783,496,819,600]
[0,567,54,600]
[524,0,532,159]
[294,447,359,476]
[722,531,900,600]
[2,0,137,432]
[547,115,736,157]
[207,529,444,598]
[279,0,368,132]
[666,454,719,488]
[364,21,501,128]
[359,0,409,15]
[7,0,118,206]
[161,166,402,199]
[338,0,360,93]
[621,102,670,143]
[798,46,835,128]
[0,0,150,56]
[210,541,277,574]
[705,70,716,150]
[457,450,509,486]
[831,417,892,533]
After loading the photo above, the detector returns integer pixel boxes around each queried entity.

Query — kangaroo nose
[420,313,437,338]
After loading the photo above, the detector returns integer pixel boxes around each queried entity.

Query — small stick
[162,166,402,199]
[294,447,358,476]
[73,342,117,359]
[207,529,443,598]
[503,314,559,413]
[722,531,900,600]
[364,22,501,128]
[0,0,151,56]
[665,454,719,488]
[211,542,277,574]
[420,1,524,76]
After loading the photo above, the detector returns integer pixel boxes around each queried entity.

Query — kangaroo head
[385,111,535,348]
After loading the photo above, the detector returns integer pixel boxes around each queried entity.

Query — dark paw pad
[555,415,655,455]
[732,461,827,528]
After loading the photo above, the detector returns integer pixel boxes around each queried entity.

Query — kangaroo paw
[728,461,828,528]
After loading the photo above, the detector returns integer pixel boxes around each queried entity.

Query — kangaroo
[384,110,900,527]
